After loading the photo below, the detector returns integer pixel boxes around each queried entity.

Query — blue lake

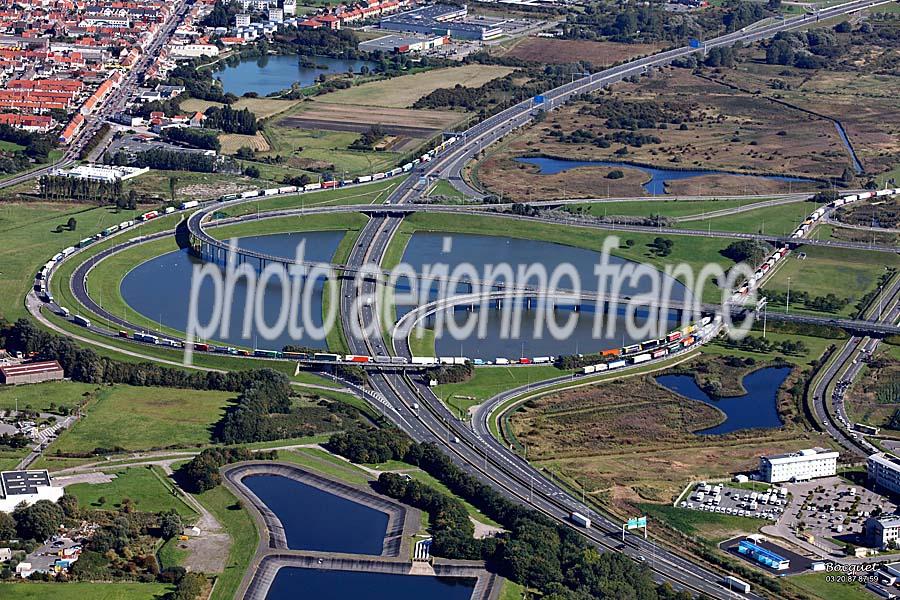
[397,232,688,358]
[655,366,791,435]
[215,54,375,96]
[516,157,820,195]
[266,568,475,600]
[243,474,389,555]
[120,231,342,350]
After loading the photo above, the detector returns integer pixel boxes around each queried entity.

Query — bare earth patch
[504,37,665,66]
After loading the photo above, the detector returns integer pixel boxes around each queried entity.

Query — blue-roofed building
[737,540,790,570]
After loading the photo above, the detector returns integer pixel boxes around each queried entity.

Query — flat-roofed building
[868,452,900,496]
[0,360,63,385]
[0,470,65,513]
[867,515,900,549]
[759,447,838,483]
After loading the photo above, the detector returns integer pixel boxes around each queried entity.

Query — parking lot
[679,481,788,521]
[776,477,894,551]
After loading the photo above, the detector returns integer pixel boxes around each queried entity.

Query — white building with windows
[759,448,838,483]
[236,13,251,27]
[283,0,296,16]
[868,453,900,496]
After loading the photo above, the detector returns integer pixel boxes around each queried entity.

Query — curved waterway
[121,230,690,356]
[214,54,375,96]
[243,474,388,555]
[655,366,791,435]
[516,157,820,195]
[120,231,342,350]
[397,232,688,358]
[266,568,475,600]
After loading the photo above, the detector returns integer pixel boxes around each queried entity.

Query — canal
[516,157,821,196]
[214,54,375,96]
[655,366,791,435]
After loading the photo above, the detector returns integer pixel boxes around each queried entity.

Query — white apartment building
[868,453,900,496]
[235,13,251,27]
[283,0,296,16]
[759,448,838,483]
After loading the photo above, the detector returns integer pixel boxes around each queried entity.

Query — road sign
[626,516,647,529]
[533,95,545,105]
[689,39,701,49]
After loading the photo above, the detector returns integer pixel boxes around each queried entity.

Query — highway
[31,0,898,596]
[337,2,896,597]
[809,272,900,458]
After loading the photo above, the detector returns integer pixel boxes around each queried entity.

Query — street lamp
[786,277,791,314]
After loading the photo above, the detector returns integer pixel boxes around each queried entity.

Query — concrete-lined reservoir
[397,232,687,357]
[214,54,375,96]
[242,474,389,555]
[120,231,341,350]
[655,366,791,435]
[516,157,819,195]
[265,568,476,600]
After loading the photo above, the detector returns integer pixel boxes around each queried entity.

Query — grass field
[219,132,270,154]
[321,65,516,108]
[259,126,395,175]
[218,177,402,217]
[701,328,837,366]
[498,580,526,600]
[193,485,257,600]
[762,244,900,317]
[157,536,189,570]
[278,448,372,486]
[789,572,873,600]
[434,365,567,415]
[125,170,266,202]
[0,202,133,322]
[428,179,466,199]
[66,466,198,518]
[50,384,232,454]
[0,381,97,413]
[572,198,755,219]
[180,97,302,120]
[637,502,761,543]
[672,201,817,236]
[0,583,173,600]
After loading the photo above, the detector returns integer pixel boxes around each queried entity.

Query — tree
[158,511,182,540]
[13,500,64,541]
[66,217,77,231]
[58,494,79,519]
[0,512,15,540]
[840,166,855,184]
[168,176,179,203]
[721,239,773,265]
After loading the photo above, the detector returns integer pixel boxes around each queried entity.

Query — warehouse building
[358,33,449,53]
[0,470,65,512]
[380,4,502,40]
[49,164,149,183]
[868,452,900,496]
[758,447,838,483]
[0,361,64,386]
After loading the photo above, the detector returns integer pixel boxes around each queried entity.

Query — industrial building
[758,447,838,483]
[868,452,900,496]
[736,539,790,570]
[0,471,65,512]
[49,164,150,183]
[867,515,900,549]
[0,361,64,386]
[380,4,502,41]
[358,33,448,53]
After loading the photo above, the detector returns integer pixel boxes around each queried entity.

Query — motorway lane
[810,274,900,457]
